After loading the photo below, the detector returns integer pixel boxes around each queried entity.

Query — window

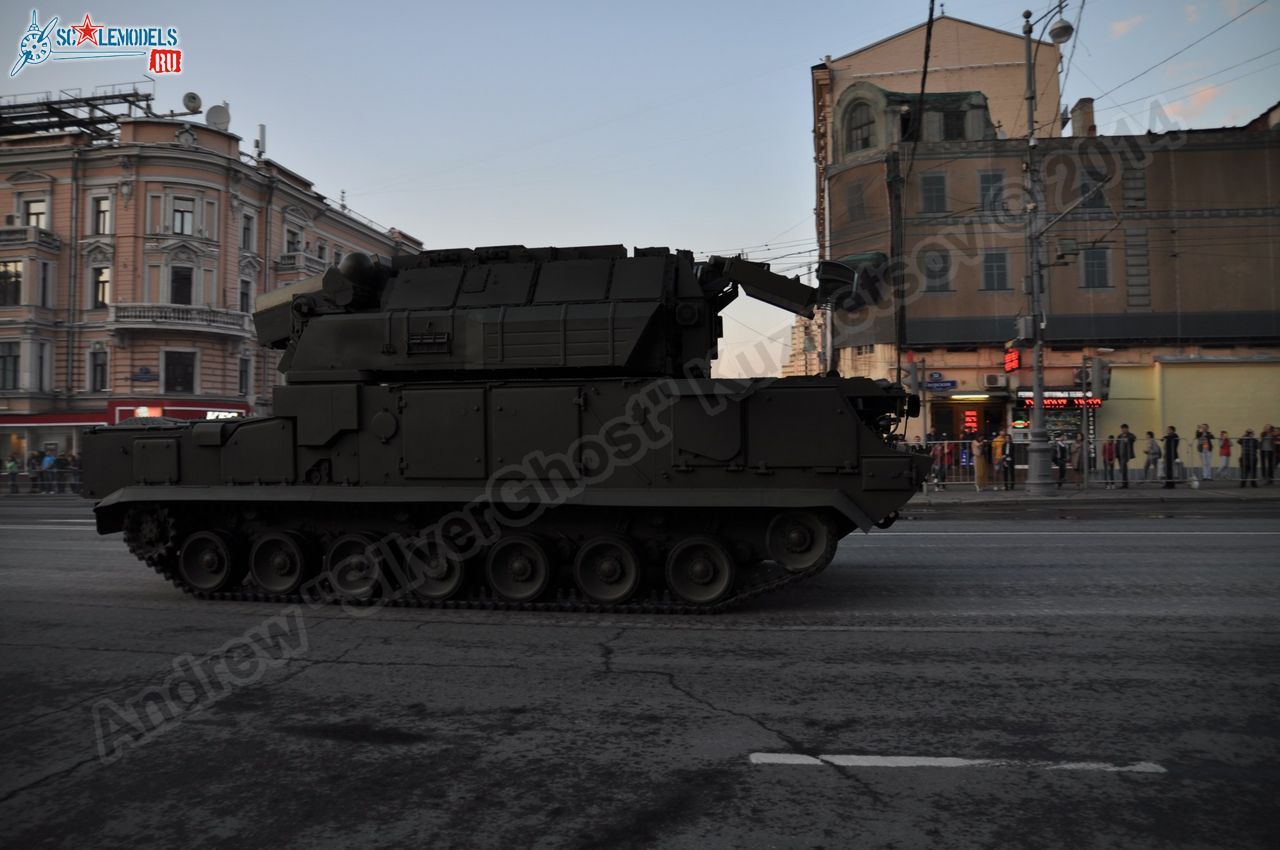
[164,351,196,393]
[333,248,343,267]
[91,350,108,392]
[39,261,51,308]
[238,357,250,396]
[172,197,195,235]
[900,110,919,143]
[241,214,254,250]
[0,342,17,390]
[921,251,951,292]
[286,228,301,253]
[979,172,1005,211]
[921,174,947,213]
[982,252,1010,291]
[1083,248,1110,288]
[92,267,111,308]
[845,181,865,222]
[23,199,47,229]
[239,278,252,313]
[942,110,967,141]
[317,242,327,262]
[845,103,874,153]
[93,198,111,235]
[170,267,193,304]
[0,261,20,306]
[1080,172,1107,209]
[855,344,875,356]
[35,342,48,391]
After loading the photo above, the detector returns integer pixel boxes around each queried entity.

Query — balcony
[0,226,61,251]
[108,303,252,337]
[276,251,329,276]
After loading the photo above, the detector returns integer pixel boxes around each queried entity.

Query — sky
[4,0,1277,375]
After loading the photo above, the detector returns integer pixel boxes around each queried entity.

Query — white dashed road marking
[749,753,1167,773]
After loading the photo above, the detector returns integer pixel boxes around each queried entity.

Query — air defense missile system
[81,245,929,612]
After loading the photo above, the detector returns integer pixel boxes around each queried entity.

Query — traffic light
[1090,358,1110,399]
[904,361,922,393]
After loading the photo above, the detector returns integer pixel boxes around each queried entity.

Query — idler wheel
[178,530,245,593]
[485,535,551,603]
[765,511,837,574]
[324,533,386,601]
[665,536,735,606]
[404,537,468,602]
[573,536,641,605]
[249,532,312,595]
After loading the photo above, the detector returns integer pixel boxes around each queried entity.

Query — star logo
[71,13,102,47]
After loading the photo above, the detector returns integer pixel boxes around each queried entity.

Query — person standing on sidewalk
[1053,434,1070,489]
[1195,425,1214,480]
[1260,425,1276,485]
[5,454,17,494]
[1102,436,1117,489]
[992,430,1009,491]
[26,453,39,493]
[1239,429,1260,488]
[1218,430,1232,479]
[1117,424,1136,488]
[1070,433,1085,488]
[1142,431,1161,482]
[1162,426,1181,489]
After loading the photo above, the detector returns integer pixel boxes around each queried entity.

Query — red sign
[1020,397,1102,409]
[963,409,980,432]
[1004,349,1021,372]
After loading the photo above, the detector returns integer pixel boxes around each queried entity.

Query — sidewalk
[915,477,1280,507]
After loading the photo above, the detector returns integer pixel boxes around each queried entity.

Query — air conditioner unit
[4,215,14,226]
[983,373,1007,389]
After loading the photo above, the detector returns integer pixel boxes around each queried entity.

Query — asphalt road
[1,496,1277,849]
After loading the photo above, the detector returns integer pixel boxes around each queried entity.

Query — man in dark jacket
[1162,426,1180,489]
[1239,429,1260,488]
[1117,423,1136,488]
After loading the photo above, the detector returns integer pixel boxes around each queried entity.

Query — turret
[254,244,822,382]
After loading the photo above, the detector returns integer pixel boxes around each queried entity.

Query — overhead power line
[1097,0,1271,100]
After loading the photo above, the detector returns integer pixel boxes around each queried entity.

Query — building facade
[0,95,420,460]
[791,16,1280,449]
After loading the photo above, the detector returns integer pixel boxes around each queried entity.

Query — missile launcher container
[81,245,928,612]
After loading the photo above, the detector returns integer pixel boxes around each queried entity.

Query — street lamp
[1022,5,1073,496]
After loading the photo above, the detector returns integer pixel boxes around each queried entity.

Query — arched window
[844,103,874,153]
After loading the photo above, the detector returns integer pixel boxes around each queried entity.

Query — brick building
[790,16,1280,443]
[0,92,420,460]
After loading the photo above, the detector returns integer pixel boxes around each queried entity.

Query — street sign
[924,380,957,391]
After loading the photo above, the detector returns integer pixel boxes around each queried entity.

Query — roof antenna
[940,2,946,14]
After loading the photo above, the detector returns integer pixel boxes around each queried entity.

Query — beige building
[790,16,1280,452]
[0,92,420,460]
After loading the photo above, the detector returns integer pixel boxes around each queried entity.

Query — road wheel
[574,536,641,604]
[485,535,551,603]
[249,531,312,595]
[665,536,735,605]
[324,533,386,601]
[404,537,468,602]
[178,530,245,592]
[765,511,838,574]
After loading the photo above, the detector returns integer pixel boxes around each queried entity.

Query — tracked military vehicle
[81,245,928,612]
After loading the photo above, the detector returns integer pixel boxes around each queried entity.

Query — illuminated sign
[1011,419,1030,429]
[205,410,241,420]
[1004,349,1021,372]
[963,409,979,432]
[1019,397,1102,409]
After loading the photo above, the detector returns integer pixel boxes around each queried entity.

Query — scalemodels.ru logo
[10,9,183,77]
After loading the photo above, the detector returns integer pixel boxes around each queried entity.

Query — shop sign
[1004,349,1021,372]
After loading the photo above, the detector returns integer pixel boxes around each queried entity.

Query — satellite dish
[182,92,202,112]
[206,104,230,132]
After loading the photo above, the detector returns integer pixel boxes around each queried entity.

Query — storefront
[928,395,1010,439]
[1014,389,1103,445]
